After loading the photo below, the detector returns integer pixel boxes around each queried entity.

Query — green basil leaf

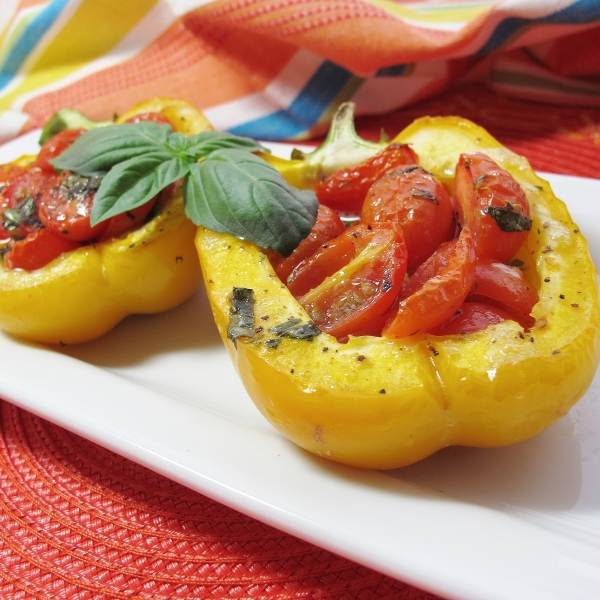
[183,149,318,257]
[90,154,191,224]
[178,131,266,158]
[51,122,174,176]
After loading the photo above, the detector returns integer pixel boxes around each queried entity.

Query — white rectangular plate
[1,131,600,600]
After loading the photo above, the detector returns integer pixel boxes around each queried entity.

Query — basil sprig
[50,123,318,257]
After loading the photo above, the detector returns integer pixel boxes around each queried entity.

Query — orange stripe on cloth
[193,0,454,74]
[189,0,506,73]
[22,14,296,129]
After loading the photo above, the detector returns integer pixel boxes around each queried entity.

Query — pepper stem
[291,102,388,177]
[39,109,114,145]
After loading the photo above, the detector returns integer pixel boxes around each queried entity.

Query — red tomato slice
[361,166,456,273]
[1,167,52,240]
[3,228,79,271]
[0,163,26,191]
[268,205,346,282]
[287,228,357,299]
[467,258,539,329]
[37,171,108,242]
[315,143,418,214]
[124,112,172,126]
[97,199,156,241]
[383,227,476,338]
[35,129,86,173]
[293,222,408,340]
[0,163,28,240]
[453,152,531,262]
[428,302,515,336]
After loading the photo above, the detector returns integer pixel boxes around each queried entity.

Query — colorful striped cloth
[1,0,600,144]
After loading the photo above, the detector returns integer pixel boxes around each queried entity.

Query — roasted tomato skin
[35,129,86,173]
[97,200,157,241]
[0,168,52,240]
[383,226,476,338]
[124,112,172,126]
[3,228,79,271]
[37,171,108,242]
[428,301,515,335]
[467,258,538,329]
[0,163,29,240]
[315,143,418,213]
[293,222,408,340]
[268,205,346,283]
[453,152,531,263]
[361,165,455,273]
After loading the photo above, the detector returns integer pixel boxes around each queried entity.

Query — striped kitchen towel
[1,0,599,143]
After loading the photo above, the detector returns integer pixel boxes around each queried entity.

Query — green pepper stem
[291,102,388,177]
[39,108,114,145]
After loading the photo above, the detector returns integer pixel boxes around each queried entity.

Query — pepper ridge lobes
[196,116,600,469]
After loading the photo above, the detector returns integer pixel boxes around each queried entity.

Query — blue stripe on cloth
[0,0,71,91]
[227,60,354,140]
[477,0,600,56]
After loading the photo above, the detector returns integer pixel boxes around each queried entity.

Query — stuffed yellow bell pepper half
[196,111,600,470]
[0,98,209,345]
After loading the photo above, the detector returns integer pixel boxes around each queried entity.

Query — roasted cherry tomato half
[453,152,531,262]
[467,258,539,329]
[35,129,86,173]
[383,226,476,338]
[0,163,28,240]
[2,227,79,271]
[97,199,157,241]
[293,222,408,340]
[428,301,516,336]
[0,167,51,240]
[361,165,455,273]
[268,204,346,282]
[37,171,108,242]
[124,112,173,126]
[315,143,418,214]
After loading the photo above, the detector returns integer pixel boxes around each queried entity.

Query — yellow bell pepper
[0,98,209,345]
[196,115,600,470]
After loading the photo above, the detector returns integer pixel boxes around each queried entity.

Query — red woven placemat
[0,84,599,599]
[0,401,439,599]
